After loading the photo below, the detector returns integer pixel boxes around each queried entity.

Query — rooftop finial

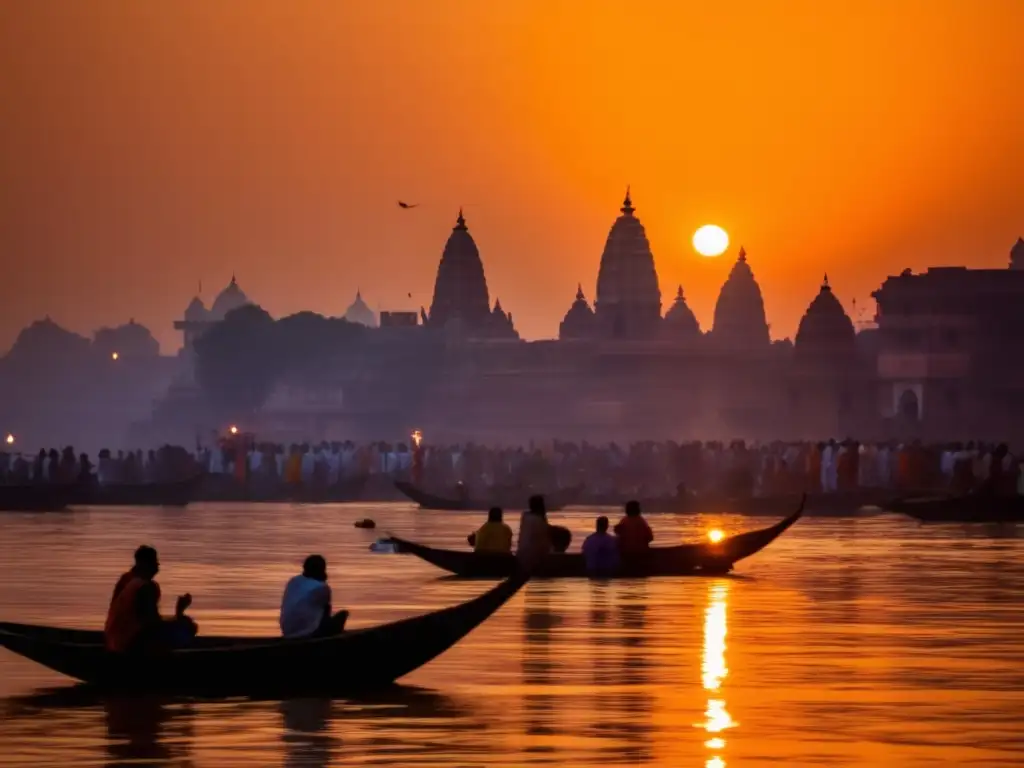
[621,185,634,215]
[676,284,684,300]
[455,208,467,230]
[822,273,830,290]
[738,246,747,262]
[576,282,585,301]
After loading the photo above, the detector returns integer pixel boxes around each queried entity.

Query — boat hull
[0,574,526,695]
[390,498,803,579]
[888,494,1024,523]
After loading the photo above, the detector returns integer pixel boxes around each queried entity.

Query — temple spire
[621,185,634,215]
[576,283,585,301]
[822,273,830,290]
[676,284,684,300]
[738,247,746,263]
[454,208,467,231]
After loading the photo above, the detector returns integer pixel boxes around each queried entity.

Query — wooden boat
[0,485,71,512]
[389,497,804,579]
[888,494,1024,523]
[394,481,582,512]
[0,573,526,695]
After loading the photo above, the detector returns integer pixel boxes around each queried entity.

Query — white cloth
[279,575,331,638]
[516,511,551,562]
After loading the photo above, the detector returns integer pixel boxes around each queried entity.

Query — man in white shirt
[279,555,348,639]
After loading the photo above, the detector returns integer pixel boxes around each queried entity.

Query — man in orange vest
[104,545,197,652]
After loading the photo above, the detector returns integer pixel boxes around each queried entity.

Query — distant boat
[388,497,804,579]
[888,494,1024,523]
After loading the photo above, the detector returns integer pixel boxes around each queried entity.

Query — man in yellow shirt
[469,507,513,553]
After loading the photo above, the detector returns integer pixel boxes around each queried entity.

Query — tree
[194,304,278,416]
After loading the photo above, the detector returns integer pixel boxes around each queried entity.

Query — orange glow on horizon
[0,3,1020,351]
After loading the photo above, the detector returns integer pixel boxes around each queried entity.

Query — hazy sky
[1,0,1021,352]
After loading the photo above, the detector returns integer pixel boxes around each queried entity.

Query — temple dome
[427,210,492,331]
[711,247,770,349]
[794,275,856,360]
[344,290,378,328]
[663,285,701,339]
[210,276,250,320]
[594,188,662,338]
[184,296,209,323]
[559,284,597,340]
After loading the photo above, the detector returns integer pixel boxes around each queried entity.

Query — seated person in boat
[517,494,553,565]
[467,507,514,553]
[582,516,620,578]
[280,554,349,638]
[614,500,653,556]
[104,545,198,652]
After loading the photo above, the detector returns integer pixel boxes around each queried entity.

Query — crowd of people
[3,438,1023,497]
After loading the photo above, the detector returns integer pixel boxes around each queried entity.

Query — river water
[0,504,1022,767]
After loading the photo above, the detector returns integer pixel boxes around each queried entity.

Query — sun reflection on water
[701,581,735,767]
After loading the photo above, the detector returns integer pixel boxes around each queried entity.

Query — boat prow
[390,495,804,579]
[0,573,527,696]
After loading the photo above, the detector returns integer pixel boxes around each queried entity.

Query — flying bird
[398,201,419,209]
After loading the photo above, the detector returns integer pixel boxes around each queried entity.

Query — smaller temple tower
[344,290,378,328]
[559,284,597,340]
[662,285,701,341]
[1009,237,1024,270]
[711,247,771,350]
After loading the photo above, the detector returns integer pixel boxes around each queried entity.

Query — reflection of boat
[394,481,582,512]
[389,500,803,579]
[0,574,526,695]
[888,494,1024,523]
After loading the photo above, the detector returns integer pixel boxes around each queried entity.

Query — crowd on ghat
[2,438,1023,496]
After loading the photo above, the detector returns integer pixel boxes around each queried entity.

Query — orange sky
[1,0,1021,352]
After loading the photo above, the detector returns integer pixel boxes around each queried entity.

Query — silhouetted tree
[194,304,278,416]
[275,312,368,370]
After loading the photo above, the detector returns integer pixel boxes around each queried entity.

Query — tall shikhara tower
[427,209,493,330]
[594,188,662,339]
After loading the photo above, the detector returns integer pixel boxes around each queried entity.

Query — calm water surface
[1,504,1023,767]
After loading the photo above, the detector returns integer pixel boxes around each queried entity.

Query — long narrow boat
[0,485,71,512]
[888,494,1024,523]
[394,481,583,512]
[389,497,804,579]
[0,573,526,696]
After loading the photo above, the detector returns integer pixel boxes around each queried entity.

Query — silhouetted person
[104,545,198,652]
[468,507,513,552]
[582,516,620,578]
[615,500,653,556]
[279,555,348,638]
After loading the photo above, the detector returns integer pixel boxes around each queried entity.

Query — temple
[144,203,1024,445]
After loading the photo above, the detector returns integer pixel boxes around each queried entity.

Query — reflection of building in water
[701,581,735,768]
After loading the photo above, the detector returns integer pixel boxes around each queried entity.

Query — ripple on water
[0,505,1023,767]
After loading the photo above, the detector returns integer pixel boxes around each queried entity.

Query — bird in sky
[398,201,419,209]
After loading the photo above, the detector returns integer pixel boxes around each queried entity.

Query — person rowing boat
[103,545,198,652]
[279,555,349,638]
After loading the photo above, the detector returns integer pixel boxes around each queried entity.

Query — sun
[693,224,729,257]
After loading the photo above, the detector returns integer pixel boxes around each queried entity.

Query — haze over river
[1,504,1023,767]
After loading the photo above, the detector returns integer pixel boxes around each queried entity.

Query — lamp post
[411,429,424,486]
[4,433,14,447]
